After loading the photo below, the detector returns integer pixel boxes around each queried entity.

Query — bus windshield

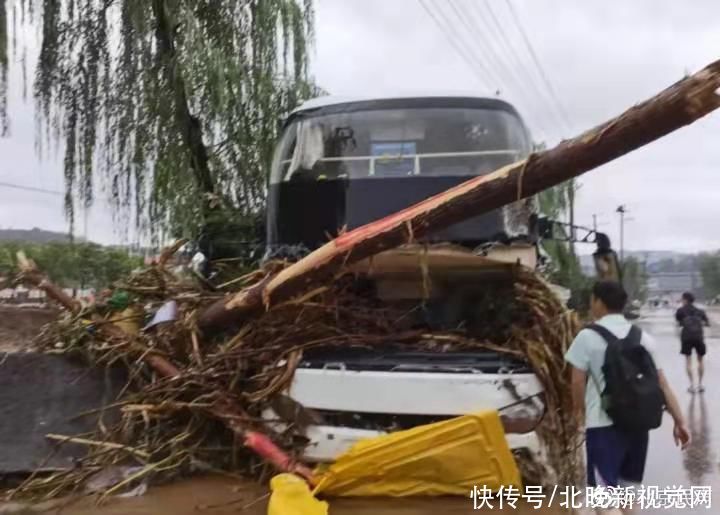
[270,106,530,184]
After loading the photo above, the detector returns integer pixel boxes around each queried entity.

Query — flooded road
[50,483,570,515]
[640,307,720,514]
[6,308,719,514]
[55,475,566,514]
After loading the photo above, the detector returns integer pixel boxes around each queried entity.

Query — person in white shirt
[565,281,689,488]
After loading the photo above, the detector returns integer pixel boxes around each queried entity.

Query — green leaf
[3,0,319,239]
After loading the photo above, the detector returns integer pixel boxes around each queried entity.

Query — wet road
[46,479,566,514]
[640,307,719,514]
[30,479,567,515]
[4,308,718,514]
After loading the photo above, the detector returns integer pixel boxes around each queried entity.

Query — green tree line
[622,257,648,303]
[0,242,142,290]
[699,252,720,299]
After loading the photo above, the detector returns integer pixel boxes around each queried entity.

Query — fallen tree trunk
[16,250,315,482]
[16,252,81,313]
[200,59,720,330]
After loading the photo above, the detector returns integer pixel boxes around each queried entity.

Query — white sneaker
[697,385,706,393]
[688,386,696,393]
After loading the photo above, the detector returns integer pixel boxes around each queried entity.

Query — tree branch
[151,0,215,196]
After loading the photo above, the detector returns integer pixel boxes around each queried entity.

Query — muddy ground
[0,306,56,353]
[0,476,568,514]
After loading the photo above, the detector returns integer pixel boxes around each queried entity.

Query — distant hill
[0,229,157,257]
[0,228,82,244]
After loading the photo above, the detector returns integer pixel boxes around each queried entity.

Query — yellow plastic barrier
[313,410,520,496]
[268,473,328,515]
[267,410,520,513]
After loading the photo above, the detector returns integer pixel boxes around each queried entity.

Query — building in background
[646,272,704,303]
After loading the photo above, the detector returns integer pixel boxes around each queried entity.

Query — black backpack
[586,324,665,433]
[681,307,704,341]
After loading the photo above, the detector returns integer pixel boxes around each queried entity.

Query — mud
[0,306,56,352]
[25,476,566,514]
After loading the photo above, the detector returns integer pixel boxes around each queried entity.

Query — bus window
[271,107,529,184]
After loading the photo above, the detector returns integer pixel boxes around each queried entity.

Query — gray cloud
[313,0,720,252]
[2,0,720,252]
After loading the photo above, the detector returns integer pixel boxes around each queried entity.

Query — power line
[0,180,64,196]
[474,0,568,134]
[0,180,111,201]
[419,0,566,142]
[503,0,573,133]
[449,0,557,139]
[470,2,534,86]
[475,1,524,75]
[445,0,517,92]
[417,0,495,92]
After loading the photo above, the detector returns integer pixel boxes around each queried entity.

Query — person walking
[565,281,689,490]
[675,292,710,393]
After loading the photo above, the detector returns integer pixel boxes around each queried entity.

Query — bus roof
[290,93,519,117]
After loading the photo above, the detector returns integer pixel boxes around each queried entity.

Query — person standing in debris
[565,281,689,488]
[675,292,710,393]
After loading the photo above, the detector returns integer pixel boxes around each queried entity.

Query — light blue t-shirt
[564,314,659,428]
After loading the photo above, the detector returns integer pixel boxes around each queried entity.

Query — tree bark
[152,0,215,196]
[16,251,81,313]
[199,59,720,330]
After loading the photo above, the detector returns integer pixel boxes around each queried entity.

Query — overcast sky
[1,0,719,252]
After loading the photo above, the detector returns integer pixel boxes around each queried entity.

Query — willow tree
[0,1,8,136]
[534,136,586,294]
[1,0,317,242]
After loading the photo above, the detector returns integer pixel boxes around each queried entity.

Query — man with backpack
[675,292,710,393]
[565,281,689,488]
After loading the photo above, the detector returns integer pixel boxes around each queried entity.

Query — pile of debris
[6,245,581,501]
[6,57,720,503]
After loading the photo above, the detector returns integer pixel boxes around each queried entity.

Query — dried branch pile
[7,253,581,501]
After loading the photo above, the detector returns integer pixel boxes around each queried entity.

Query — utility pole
[592,214,598,232]
[568,181,576,256]
[616,205,627,263]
